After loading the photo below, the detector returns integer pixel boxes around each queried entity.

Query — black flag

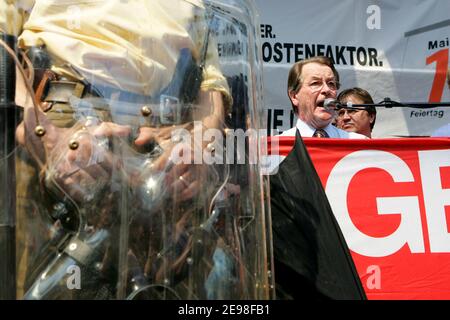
[270,130,366,300]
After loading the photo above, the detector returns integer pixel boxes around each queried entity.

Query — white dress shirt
[263,119,367,175]
[280,119,368,139]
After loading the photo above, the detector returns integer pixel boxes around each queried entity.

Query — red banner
[269,137,450,299]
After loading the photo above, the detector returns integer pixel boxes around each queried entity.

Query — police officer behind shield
[2,0,242,300]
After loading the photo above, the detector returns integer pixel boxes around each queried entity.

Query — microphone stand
[340,97,450,109]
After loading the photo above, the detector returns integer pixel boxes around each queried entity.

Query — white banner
[254,0,450,137]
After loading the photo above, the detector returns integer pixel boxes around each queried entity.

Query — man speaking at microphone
[281,56,367,139]
[269,55,368,300]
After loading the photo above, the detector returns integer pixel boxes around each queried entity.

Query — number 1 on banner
[426,48,449,102]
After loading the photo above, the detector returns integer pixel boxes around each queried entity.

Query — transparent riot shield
[13,0,273,300]
[0,32,20,300]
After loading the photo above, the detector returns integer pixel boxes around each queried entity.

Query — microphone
[323,99,358,110]
[323,98,341,111]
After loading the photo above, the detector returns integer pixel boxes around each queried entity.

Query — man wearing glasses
[281,56,367,139]
[335,87,377,138]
